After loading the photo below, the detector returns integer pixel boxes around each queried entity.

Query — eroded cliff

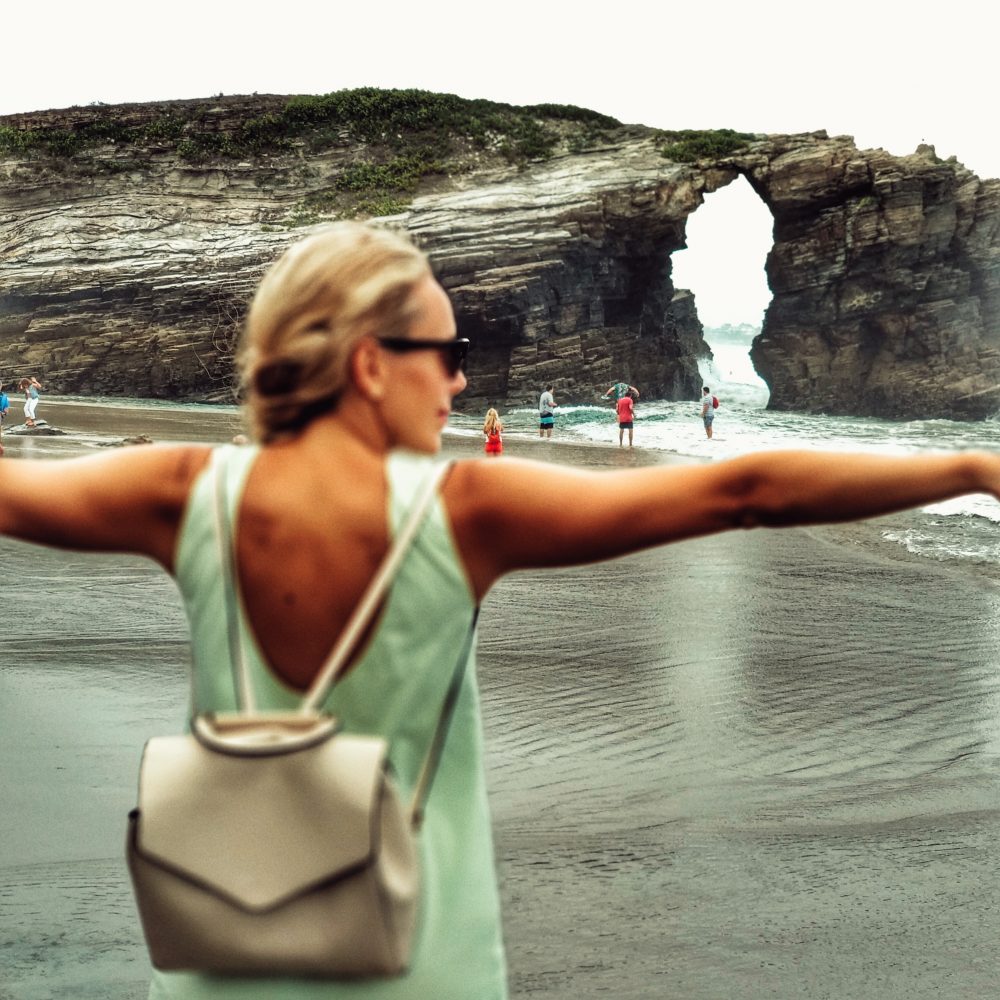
[1,92,998,418]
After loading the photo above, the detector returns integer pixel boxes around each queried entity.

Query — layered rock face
[736,136,1000,419]
[0,100,712,409]
[409,145,712,409]
[2,97,999,419]
[0,98,310,402]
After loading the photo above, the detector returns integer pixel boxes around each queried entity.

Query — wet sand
[2,407,999,999]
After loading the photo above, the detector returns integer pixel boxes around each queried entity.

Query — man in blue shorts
[701,386,715,439]
[538,385,557,438]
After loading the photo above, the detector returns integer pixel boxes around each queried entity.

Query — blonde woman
[2,221,1000,1000]
[483,407,503,456]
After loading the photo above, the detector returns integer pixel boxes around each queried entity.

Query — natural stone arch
[415,150,724,412]
[421,136,1000,420]
[668,171,775,387]
[2,100,999,420]
[730,137,1000,420]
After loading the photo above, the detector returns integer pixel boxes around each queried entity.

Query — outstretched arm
[0,444,211,569]
[445,450,1000,600]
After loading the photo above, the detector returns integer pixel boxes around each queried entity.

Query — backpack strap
[298,459,455,712]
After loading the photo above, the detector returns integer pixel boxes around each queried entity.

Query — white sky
[4,0,995,326]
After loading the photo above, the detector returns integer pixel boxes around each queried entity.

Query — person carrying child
[616,392,635,448]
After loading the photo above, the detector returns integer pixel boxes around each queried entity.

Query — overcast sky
[4,0,994,326]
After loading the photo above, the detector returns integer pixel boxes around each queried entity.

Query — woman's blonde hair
[239,222,431,442]
[483,408,501,435]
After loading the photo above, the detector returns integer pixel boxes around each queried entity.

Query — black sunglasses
[377,337,470,376]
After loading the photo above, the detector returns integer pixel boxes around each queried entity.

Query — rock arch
[2,109,998,419]
[417,132,1000,419]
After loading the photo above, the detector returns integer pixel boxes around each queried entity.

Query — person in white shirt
[538,386,557,438]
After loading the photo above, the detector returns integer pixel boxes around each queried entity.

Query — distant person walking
[19,376,41,427]
[701,386,718,439]
[0,383,9,456]
[538,385,557,438]
[483,408,504,457]
[602,381,639,403]
[616,392,635,448]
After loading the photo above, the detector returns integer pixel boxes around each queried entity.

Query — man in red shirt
[616,393,635,448]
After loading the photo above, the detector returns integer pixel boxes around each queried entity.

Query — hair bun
[254,361,302,397]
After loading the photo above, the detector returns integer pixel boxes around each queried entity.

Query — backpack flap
[131,729,391,912]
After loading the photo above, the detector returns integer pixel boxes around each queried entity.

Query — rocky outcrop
[408,144,712,408]
[2,96,999,419]
[737,137,1000,419]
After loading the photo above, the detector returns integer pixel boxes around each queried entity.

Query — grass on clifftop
[0,88,620,167]
[659,128,757,162]
[0,88,623,223]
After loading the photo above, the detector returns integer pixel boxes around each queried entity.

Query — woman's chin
[397,434,441,456]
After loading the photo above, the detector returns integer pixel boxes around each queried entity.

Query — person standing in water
[701,386,716,439]
[616,392,635,448]
[538,385,557,438]
[602,381,639,403]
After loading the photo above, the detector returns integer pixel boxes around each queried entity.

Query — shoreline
[5,397,996,591]
[13,396,1000,587]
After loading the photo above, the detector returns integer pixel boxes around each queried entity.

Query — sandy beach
[2,403,999,999]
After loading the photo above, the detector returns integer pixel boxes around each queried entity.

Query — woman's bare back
[232,443,393,690]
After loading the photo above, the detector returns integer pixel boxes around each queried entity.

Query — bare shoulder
[442,456,597,536]
[446,455,557,501]
[84,441,215,502]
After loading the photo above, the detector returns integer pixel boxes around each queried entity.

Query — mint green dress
[149,445,508,1000]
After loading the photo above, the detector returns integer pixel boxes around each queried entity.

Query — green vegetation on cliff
[0,89,622,223]
[659,128,757,162]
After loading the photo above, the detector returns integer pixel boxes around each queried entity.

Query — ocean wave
[922,495,1000,523]
[881,528,1000,564]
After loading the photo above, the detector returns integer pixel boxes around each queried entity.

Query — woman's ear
[350,337,388,402]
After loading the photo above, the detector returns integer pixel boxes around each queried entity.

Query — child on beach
[19,376,41,427]
[483,408,503,457]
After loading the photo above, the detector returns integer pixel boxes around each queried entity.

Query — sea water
[450,333,1000,571]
